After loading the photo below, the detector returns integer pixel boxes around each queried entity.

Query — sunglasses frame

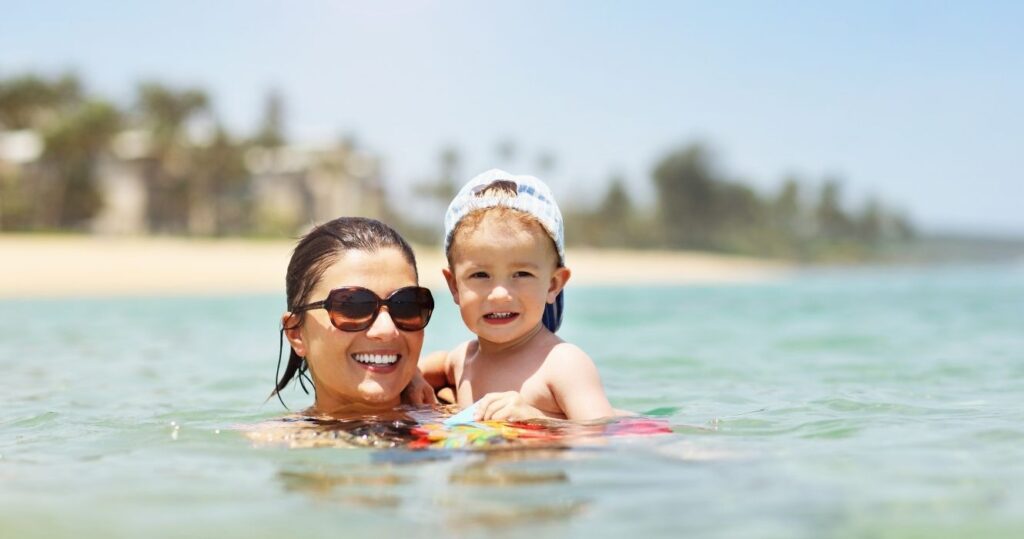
[292,285,434,332]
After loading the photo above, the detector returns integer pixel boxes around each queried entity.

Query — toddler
[418,169,614,421]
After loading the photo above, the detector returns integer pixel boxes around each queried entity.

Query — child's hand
[402,371,438,406]
[475,391,544,421]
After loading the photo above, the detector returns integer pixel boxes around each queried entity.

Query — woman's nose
[366,308,399,339]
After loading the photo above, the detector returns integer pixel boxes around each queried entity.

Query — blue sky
[2,0,1022,235]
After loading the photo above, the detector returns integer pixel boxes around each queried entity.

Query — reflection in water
[278,468,408,509]
[279,468,410,491]
[258,412,669,531]
[448,456,569,486]
[276,450,588,530]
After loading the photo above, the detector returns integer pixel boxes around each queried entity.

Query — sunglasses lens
[388,287,434,331]
[326,288,378,331]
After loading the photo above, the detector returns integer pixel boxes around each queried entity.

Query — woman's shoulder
[241,408,437,449]
[242,413,334,448]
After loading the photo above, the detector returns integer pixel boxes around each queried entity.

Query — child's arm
[474,345,615,421]
[546,344,615,420]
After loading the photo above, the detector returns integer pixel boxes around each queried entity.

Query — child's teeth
[353,353,399,365]
[489,312,514,318]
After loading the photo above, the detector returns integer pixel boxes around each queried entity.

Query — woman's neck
[308,377,402,417]
[309,397,402,418]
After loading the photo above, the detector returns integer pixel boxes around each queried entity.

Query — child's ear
[281,312,307,357]
[547,266,571,303]
[442,267,460,304]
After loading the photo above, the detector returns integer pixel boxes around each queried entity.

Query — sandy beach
[0,235,790,298]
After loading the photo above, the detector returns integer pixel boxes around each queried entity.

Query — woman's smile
[351,350,402,373]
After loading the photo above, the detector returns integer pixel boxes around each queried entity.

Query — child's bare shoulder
[543,341,599,370]
[542,341,609,415]
[447,340,476,367]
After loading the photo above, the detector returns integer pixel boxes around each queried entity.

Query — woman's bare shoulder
[240,408,438,449]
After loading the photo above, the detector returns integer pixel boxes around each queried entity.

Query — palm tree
[134,82,210,233]
[0,72,121,231]
[40,99,121,229]
[0,73,81,129]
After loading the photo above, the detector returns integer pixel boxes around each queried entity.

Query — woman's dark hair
[271,217,418,407]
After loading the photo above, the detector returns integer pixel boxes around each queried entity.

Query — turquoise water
[2,264,1023,538]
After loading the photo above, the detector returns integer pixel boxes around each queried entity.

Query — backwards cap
[443,168,566,332]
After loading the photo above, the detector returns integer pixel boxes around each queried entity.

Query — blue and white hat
[443,168,566,332]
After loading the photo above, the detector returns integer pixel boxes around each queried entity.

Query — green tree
[768,176,810,257]
[595,176,634,246]
[0,73,121,230]
[191,126,251,235]
[651,143,720,249]
[41,100,121,228]
[253,89,285,147]
[855,197,883,245]
[134,82,210,233]
[815,177,852,240]
[136,82,209,146]
[773,177,801,232]
[0,73,81,129]
[716,181,766,252]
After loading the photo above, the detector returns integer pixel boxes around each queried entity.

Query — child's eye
[469,271,489,279]
[513,271,535,278]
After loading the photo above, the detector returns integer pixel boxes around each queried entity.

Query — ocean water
[2,264,1022,538]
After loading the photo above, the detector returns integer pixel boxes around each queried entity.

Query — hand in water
[475,391,545,421]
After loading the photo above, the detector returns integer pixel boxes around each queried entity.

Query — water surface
[2,264,1022,538]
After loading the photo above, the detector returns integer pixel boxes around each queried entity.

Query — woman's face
[283,247,424,411]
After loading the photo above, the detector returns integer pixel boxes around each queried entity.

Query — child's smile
[483,311,520,324]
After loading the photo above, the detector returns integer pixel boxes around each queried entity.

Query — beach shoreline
[0,234,791,298]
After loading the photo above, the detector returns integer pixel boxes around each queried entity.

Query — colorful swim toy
[407,403,672,450]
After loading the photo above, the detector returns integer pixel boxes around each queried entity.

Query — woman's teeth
[352,353,399,365]
[485,312,516,319]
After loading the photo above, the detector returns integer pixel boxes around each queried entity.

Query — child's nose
[365,309,399,339]
[488,284,512,301]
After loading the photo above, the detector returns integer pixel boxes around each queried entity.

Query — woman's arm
[418,349,452,389]
[401,350,450,405]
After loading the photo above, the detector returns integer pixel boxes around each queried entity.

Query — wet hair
[271,217,418,407]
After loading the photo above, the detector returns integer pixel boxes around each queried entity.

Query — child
[418,169,614,421]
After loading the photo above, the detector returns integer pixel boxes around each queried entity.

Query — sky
[2,0,1022,235]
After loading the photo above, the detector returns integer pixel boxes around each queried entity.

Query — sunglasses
[292,286,434,332]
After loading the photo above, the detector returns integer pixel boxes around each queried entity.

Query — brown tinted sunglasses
[292,286,434,332]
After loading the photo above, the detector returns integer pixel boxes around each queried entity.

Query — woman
[271,216,437,416]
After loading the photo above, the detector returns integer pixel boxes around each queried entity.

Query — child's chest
[455,356,558,412]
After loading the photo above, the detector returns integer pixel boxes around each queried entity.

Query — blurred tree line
[412,142,914,262]
[640,144,915,261]
[1,72,914,261]
[0,72,257,234]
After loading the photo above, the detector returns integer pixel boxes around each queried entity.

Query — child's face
[444,213,569,346]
